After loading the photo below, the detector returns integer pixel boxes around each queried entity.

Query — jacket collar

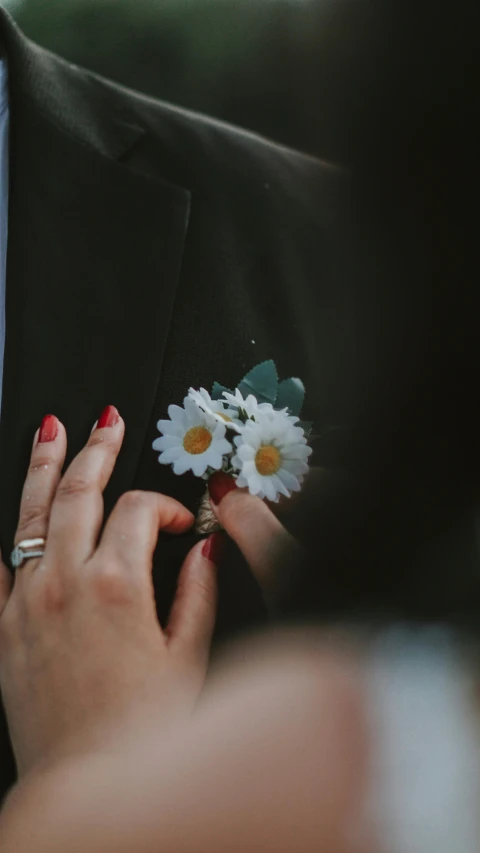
[0,7,191,560]
[0,6,144,159]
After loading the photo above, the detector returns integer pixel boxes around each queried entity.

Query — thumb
[207,472,296,593]
[0,548,13,616]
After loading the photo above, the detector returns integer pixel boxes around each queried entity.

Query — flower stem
[195,487,223,535]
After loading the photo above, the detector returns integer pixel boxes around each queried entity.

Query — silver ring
[11,538,46,569]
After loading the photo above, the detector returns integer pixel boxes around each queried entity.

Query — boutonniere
[152,360,313,532]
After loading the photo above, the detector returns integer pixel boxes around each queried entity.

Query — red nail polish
[202,532,224,565]
[97,405,119,429]
[38,414,58,443]
[208,471,237,506]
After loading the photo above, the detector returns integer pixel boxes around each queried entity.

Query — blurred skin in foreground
[1,635,372,853]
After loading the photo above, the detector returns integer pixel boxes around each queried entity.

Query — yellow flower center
[255,445,282,476]
[216,412,233,423]
[183,426,213,455]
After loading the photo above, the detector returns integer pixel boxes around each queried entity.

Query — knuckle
[29,574,69,617]
[90,567,134,607]
[16,503,46,536]
[118,490,154,512]
[28,454,57,474]
[56,474,93,500]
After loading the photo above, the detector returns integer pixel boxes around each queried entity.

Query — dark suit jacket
[0,9,352,793]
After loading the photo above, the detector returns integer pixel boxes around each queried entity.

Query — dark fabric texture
[0,8,352,795]
[268,0,480,631]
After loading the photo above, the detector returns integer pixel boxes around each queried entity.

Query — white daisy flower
[187,387,243,433]
[153,396,233,477]
[222,388,275,422]
[231,417,312,502]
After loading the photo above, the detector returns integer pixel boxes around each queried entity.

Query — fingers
[13,415,68,575]
[166,536,219,672]
[46,406,125,565]
[95,491,194,578]
[208,472,294,592]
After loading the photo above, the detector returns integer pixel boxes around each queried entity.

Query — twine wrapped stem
[195,487,222,535]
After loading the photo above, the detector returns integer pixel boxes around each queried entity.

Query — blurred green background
[2,0,372,163]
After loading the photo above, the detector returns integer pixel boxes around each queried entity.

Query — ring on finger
[11,538,47,569]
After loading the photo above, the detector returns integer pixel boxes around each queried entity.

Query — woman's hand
[208,470,300,599]
[0,407,218,778]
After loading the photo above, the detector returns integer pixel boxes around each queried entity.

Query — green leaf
[211,382,232,400]
[238,360,278,405]
[275,377,305,416]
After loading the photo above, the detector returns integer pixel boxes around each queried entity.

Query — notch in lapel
[0,35,191,558]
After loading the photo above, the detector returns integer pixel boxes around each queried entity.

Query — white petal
[152,435,182,451]
[272,407,292,422]
[198,387,212,406]
[215,414,242,433]
[241,428,261,449]
[173,455,193,475]
[282,459,309,475]
[156,419,183,437]
[158,446,183,464]
[237,444,255,461]
[214,438,234,456]
[167,405,187,426]
[283,426,304,441]
[274,476,292,498]
[222,392,238,407]
[247,472,264,495]
[277,469,300,492]
[187,388,208,410]
[281,439,308,454]
[236,475,249,489]
[262,477,277,502]
[212,421,227,440]
[282,446,311,461]
[191,456,209,477]
[204,450,223,471]
[184,396,202,422]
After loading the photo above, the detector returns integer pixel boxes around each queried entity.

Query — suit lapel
[0,12,191,558]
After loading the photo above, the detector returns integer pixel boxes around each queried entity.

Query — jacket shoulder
[58,56,344,198]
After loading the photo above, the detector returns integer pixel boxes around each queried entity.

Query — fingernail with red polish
[39,414,59,443]
[208,471,237,506]
[97,405,119,429]
[202,532,224,565]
